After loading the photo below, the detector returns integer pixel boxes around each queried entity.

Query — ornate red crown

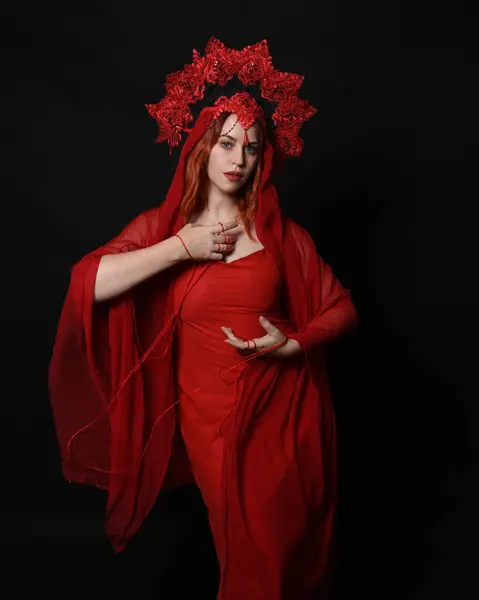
[145,37,317,157]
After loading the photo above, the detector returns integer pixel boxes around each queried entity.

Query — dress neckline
[220,248,265,265]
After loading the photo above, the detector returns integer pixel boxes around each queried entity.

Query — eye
[245,145,258,154]
[220,140,233,149]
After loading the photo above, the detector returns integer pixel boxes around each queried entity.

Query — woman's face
[206,113,261,195]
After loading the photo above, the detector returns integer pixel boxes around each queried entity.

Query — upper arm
[284,217,348,306]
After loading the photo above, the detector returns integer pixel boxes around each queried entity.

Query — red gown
[174,249,293,551]
[48,107,359,600]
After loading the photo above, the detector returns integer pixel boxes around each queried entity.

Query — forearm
[289,295,359,350]
[94,236,186,303]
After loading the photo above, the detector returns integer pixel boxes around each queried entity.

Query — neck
[204,183,240,222]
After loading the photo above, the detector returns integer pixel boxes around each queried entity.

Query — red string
[175,233,194,260]
[66,263,212,475]
[193,336,288,394]
[67,257,292,476]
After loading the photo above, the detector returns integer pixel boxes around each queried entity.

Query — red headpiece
[145,37,317,157]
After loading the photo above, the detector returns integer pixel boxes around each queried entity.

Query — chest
[173,250,282,319]
[224,228,264,263]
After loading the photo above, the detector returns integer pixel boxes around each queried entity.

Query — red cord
[175,234,194,260]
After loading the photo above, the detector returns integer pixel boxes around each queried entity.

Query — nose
[231,145,246,168]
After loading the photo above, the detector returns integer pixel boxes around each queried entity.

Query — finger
[219,233,238,244]
[216,243,236,254]
[221,326,240,341]
[223,220,242,231]
[258,315,278,334]
[243,338,260,351]
[224,339,249,350]
[221,327,249,346]
[210,253,223,261]
[211,221,241,234]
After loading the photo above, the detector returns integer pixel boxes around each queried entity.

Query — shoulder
[97,206,165,253]
[124,206,165,243]
[283,216,316,250]
[133,206,163,229]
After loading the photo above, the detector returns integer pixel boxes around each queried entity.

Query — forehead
[220,113,259,141]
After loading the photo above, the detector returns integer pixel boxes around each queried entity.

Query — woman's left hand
[221,316,301,359]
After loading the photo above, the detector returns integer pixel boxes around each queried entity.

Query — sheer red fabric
[48,106,358,599]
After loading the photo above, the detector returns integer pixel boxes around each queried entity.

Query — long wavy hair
[180,112,264,239]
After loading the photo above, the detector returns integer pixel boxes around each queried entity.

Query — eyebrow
[220,133,260,146]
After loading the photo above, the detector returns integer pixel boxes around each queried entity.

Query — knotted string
[67,258,291,475]
[66,262,212,474]
[191,337,288,436]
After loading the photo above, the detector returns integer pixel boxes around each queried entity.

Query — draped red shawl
[48,107,358,599]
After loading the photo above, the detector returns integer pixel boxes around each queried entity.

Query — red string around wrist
[175,234,194,260]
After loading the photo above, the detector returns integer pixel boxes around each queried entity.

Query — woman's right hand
[174,220,240,261]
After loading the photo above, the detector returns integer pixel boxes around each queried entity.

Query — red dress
[173,248,294,547]
[48,107,359,598]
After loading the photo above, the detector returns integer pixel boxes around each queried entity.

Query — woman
[49,39,359,600]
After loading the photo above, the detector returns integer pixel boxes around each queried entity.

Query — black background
[7,1,477,598]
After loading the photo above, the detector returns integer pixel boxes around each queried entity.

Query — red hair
[180,112,264,239]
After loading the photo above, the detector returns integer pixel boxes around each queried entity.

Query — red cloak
[48,107,358,599]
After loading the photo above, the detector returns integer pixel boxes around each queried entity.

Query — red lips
[224,171,243,181]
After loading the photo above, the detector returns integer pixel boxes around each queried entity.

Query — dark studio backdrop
[7,1,476,598]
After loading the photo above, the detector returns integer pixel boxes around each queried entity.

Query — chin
[217,181,245,193]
